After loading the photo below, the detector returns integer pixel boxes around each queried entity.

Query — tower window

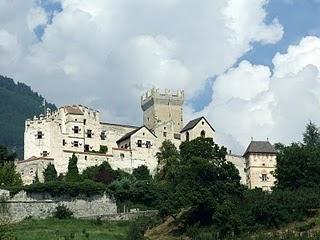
[87,129,92,138]
[83,119,86,125]
[73,126,79,134]
[37,131,43,139]
[42,151,48,157]
[100,131,106,140]
[146,141,151,148]
[201,130,206,138]
[163,132,167,137]
[84,144,90,151]
[137,140,142,147]
[62,139,66,146]
[261,174,268,182]
[73,141,79,147]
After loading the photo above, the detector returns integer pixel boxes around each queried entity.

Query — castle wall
[181,119,215,142]
[141,88,184,133]
[245,154,277,191]
[225,154,246,185]
[0,190,116,223]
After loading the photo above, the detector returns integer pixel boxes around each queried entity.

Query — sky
[1,0,320,154]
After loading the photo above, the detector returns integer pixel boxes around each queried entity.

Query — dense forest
[0,75,56,158]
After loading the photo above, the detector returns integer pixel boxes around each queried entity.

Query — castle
[16,88,277,191]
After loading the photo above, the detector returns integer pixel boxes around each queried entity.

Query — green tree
[303,121,320,147]
[132,165,151,181]
[0,145,16,165]
[82,161,116,185]
[156,140,179,162]
[0,162,22,187]
[65,154,80,182]
[43,163,58,182]
[275,143,320,189]
[156,137,243,224]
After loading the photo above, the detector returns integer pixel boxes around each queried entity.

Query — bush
[99,145,108,154]
[24,180,106,197]
[53,205,73,219]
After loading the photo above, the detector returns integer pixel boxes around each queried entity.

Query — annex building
[17,88,277,191]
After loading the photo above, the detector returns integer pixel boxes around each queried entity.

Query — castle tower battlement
[141,88,184,133]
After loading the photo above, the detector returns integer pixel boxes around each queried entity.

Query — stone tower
[141,88,184,133]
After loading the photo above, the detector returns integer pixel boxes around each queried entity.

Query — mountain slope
[0,75,56,158]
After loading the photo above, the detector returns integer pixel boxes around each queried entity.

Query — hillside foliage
[0,75,56,157]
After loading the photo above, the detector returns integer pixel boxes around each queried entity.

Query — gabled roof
[180,116,215,133]
[243,141,277,157]
[116,126,157,143]
[63,106,84,115]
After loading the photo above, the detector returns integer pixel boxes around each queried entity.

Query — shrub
[53,205,73,219]
[99,145,108,154]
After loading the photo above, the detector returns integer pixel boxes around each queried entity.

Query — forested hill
[0,75,56,158]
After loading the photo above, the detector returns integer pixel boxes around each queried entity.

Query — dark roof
[180,116,215,133]
[116,126,157,143]
[100,122,139,129]
[64,106,84,115]
[243,141,277,157]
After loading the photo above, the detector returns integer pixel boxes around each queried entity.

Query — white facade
[20,88,271,188]
[244,141,277,191]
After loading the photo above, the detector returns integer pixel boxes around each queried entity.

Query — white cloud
[203,36,320,153]
[0,0,287,148]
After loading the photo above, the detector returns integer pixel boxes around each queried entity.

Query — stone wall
[0,190,117,223]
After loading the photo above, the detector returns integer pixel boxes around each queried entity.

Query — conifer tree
[303,121,320,147]
[43,163,58,182]
[65,154,80,182]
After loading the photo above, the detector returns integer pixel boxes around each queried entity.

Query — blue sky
[192,0,320,112]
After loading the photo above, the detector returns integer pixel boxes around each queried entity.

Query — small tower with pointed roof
[243,140,277,191]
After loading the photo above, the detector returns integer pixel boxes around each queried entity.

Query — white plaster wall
[246,154,277,191]
[181,119,215,142]
[226,154,246,185]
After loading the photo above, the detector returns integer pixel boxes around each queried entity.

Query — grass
[2,218,130,240]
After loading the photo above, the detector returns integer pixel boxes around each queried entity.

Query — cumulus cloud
[0,0,283,125]
[203,36,320,153]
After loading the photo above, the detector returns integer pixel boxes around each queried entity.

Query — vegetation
[1,218,130,240]
[0,75,56,157]
[0,161,22,187]
[53,205,73,219]
[65,154,81,182]
[43,163,58,182]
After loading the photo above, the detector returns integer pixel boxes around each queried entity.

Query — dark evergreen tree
[43,163,58,182]
[132,165,151,181]
[65,154,80,182]
[0,145,16,165]
[303,121,320,147]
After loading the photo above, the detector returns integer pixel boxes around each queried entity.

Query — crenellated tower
[141,88,184,133]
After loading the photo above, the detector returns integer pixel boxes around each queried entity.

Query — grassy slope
[4,218,129,240]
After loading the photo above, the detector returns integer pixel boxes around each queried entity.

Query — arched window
[186,132,190,141]
[200,130,206,138]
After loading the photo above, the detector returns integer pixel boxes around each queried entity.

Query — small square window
[42,151,48,157]
[163,132,167,137]
[37,131,43,139]
[146,141,151,148]
[73,141,79,147]
[261,174,268,182]
[87,129,92,138]
[100,131,106,140]
[73,126,79,134]
[137,140,142,147]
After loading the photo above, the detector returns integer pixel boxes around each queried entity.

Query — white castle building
[16,88,277,190]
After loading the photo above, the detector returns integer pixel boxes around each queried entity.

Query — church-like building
[16,88,277,191]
